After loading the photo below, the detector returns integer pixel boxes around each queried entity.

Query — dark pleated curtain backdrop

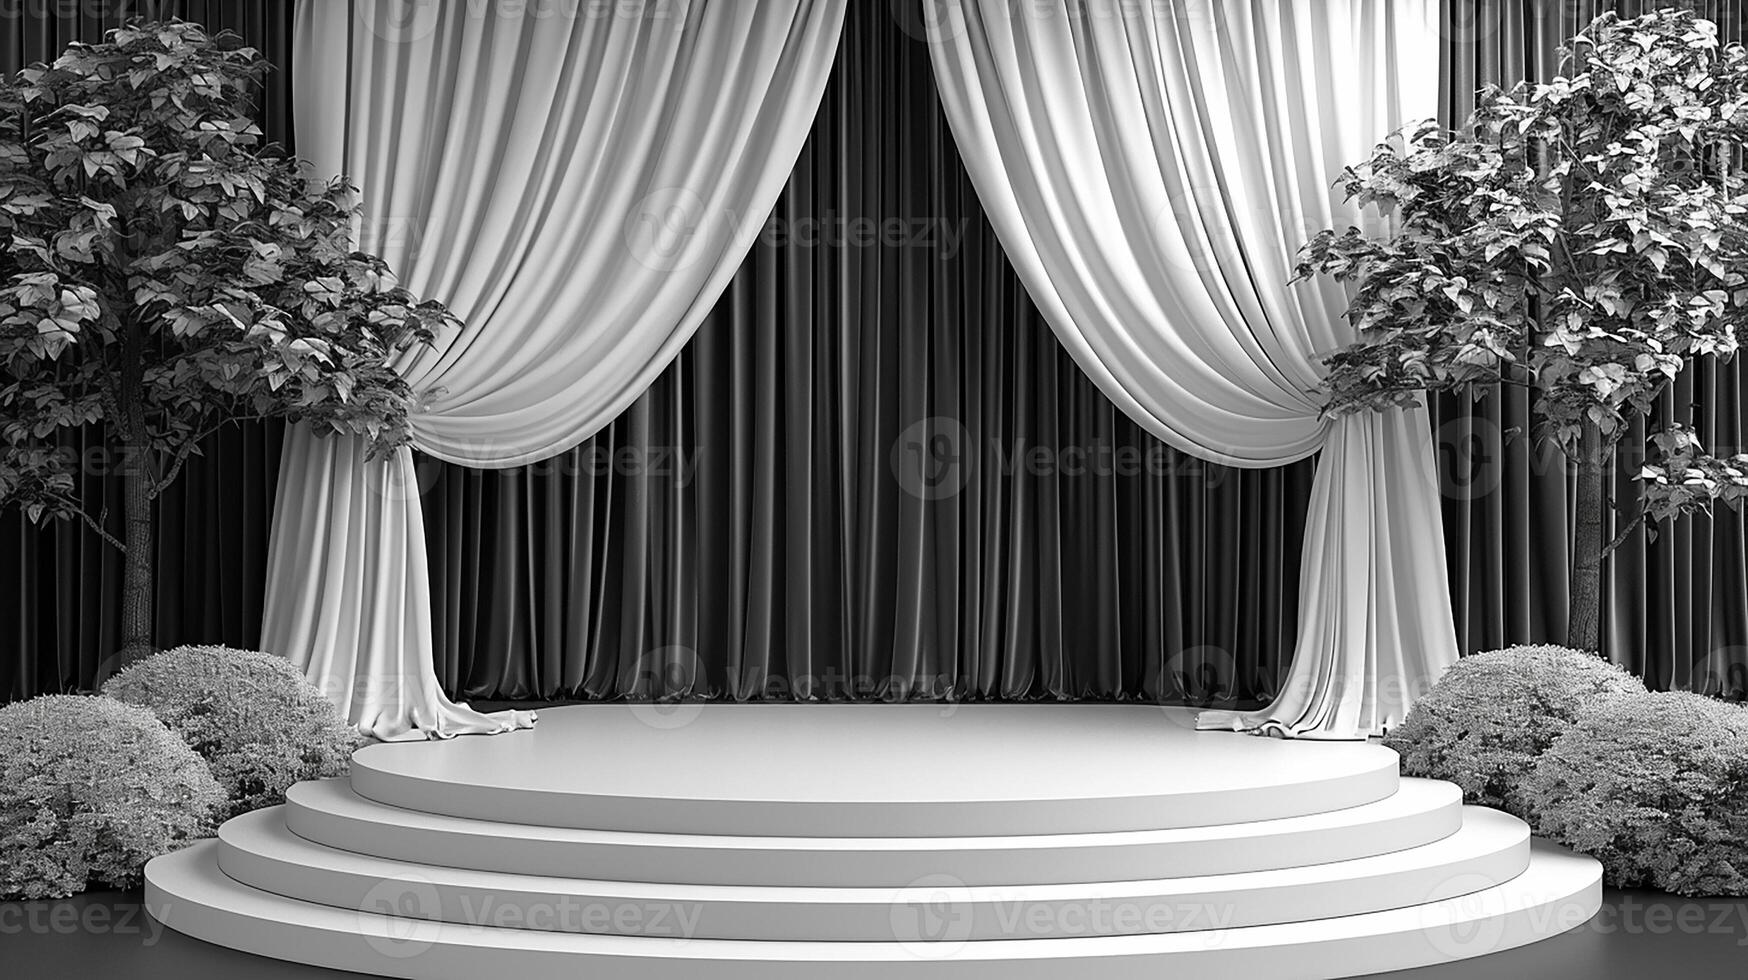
[419,1,1310,705]
[1435,0,1748,698]
[0,1,290,699]
[12,1,1748,705]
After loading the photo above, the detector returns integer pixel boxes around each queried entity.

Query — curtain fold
[16,2,1748,708]
[265,0,848,738]
[927,0,1455,736]
[418,0,1315,705]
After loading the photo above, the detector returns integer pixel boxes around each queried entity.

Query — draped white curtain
[927,0,1458,737]
[264,0,846,739]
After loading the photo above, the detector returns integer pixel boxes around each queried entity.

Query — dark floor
[3,888,1745,979]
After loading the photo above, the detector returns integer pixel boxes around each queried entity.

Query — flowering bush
[103,646,360,819]
[0,695,224,899]
[1527,691,1748,896]
[1383,645,1644,817]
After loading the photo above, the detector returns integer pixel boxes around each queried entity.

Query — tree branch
[147,413,272,499]
[148,447,194,501]
[73,506,126,552]
[1601,509,1647,558]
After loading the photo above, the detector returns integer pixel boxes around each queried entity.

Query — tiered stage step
[344,704,1403,835]
[146,705,1602,978]
[214,802,1531,940]
[281,776,1466,886]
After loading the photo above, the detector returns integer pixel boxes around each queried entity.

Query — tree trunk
[1568,420,1607,652]
[114,297,153,672]
[116,444,154,669]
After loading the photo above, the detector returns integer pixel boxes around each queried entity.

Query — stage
[145,704,1602,978]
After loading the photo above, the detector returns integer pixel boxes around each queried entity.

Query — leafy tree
[1298,9,1748,652]
[0,22,451,667]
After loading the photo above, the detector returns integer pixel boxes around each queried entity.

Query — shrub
[103,646,359,819]
[1527,691,1748,896]
[0,695,225,899]
[1383,645,1645,817]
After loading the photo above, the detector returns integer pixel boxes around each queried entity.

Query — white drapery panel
[264,0,846,739]
[927,0,1458,737]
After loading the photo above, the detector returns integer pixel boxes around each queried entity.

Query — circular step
[146,837,1602,979]
[347,705,1402,837]
[286,777,1464,886]
[218,805,1529,940]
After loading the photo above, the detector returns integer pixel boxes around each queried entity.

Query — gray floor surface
[4,887,1746,979]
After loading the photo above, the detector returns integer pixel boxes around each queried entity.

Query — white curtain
[927,0,1457,737]
[264,0,846,739]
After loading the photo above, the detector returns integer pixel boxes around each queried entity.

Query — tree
[1298,9,1748,652]
[0,22,452,667]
